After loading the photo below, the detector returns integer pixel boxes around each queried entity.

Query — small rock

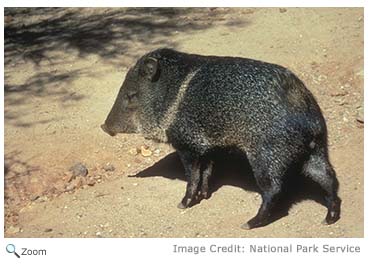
[44,228,53,233]
[153,149,161,156]
[87,177,96,186]
[66,177,83,192]
[356,69,364,77]
[69,163,88,177]
[7,226,20,234]
[92,174,101,181]
[330,91,348,97]
[356,108,364,123]
[75,177,84,188]
[279,8,287,13]
[35,196,48,203]
[64,171,75,183]
[103,163,115,172]
[317,74,327,82]
[140,146,152,157]
[30,195,40,201]
[65,183,75,192]
[128,148,139,156]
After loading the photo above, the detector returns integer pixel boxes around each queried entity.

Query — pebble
[64,171,75,183]
[44,228,53,233]
[330,91,348,97]
[65,177,83,192]
[87,177,96,186]
[356,108,364,123]
[35,196,48,203]
[65,183,75,192]
[93,174,102,180]
[30,195,40,201]
[7,226,20,234]
[140,146,152,157]
[69,163,88,177]
[317,74,327,82]
[128,148,139,156]
[102,163,115,172]
[279,8,287,13]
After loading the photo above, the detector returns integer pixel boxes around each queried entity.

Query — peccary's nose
[101,124,117,137]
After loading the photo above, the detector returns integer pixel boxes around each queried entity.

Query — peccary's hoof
[177,202,187,209]
[241,223,252,230]
[323,199,341,225]
[242,216,270,230]
[323,211,340,225]
[177,198,191,209]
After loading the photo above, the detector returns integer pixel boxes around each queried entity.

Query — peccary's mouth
[100,124,117,137]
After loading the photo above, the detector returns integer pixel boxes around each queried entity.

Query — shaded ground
[4,7,363,237]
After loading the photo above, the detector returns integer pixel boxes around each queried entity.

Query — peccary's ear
[140,57,161,82]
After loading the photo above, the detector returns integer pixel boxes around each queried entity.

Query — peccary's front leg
[200,159,214,199]
[177,151,201,209]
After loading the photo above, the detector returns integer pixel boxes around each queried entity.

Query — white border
[1,0,367,263]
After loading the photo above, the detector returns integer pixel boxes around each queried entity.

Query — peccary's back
[167,54,326,151]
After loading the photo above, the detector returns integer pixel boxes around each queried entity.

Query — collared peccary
[101,48,341,229]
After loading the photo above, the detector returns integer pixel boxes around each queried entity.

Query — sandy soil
[4,7,364,237]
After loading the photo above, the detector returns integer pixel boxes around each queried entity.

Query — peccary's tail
[302,133,341,225]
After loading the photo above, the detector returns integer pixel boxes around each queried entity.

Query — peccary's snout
[100,124,117,137]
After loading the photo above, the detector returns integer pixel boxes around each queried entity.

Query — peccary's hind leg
[303,152,341,224]
[242,157,284,230]
[200,159,214,199]
[177,151,201,209]
[242,183,282,229]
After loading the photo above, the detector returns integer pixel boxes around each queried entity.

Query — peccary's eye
[125,91,139,108]
[127,91,138,101]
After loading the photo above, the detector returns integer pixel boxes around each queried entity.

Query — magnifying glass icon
[6,244,20,258]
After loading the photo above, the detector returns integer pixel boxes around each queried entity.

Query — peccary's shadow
[132,151,327,225]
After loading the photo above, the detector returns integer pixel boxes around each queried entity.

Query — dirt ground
[4,7,364,238]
